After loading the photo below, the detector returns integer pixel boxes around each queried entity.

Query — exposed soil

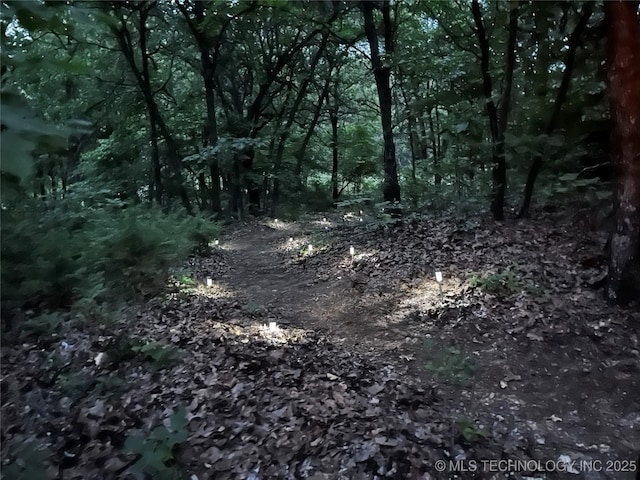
[2,207,639,479]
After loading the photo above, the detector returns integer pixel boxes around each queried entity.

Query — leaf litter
[2,204,639,479]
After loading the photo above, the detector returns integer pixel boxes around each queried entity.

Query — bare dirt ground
[2,206,639,479]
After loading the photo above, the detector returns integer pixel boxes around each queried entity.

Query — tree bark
[178,0,233,215]
[361,0,401,204]
[471,0,519,221]
[398,76,417,180]
[271,33,329,212]
[517,2,594,219]
[110,2,192,213]
[150,119,162,205]
[604,0,640,305]
[330,107,339,201]
[294,72,332,180]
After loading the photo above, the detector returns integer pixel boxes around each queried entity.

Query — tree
[517,2,594,219]
[471,0,519,221]
[107,1,192,213]
[604,0,640,305]
[360,0,401,204]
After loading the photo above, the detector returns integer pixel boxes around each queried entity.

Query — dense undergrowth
[1,194,219,329]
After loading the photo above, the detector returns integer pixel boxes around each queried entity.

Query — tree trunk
[428,108,441,185]
[471,0,519,221]
[604,0,640,305]
[517,2,594,219]
[111,4,192,213]
[203,73,221,214]
[398,77,417,180]
[330,109,339,201]
[294,72,332,180]
[361,0,401,204]
[150,119,162,205]
[271,34,329,212]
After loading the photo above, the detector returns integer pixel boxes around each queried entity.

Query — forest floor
[2,205,640,479]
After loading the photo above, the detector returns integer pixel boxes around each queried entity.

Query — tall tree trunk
[150,119,162,205]
[110,3,192,213]
[361,0,401,204]
[330,108,339,202]
[428,108,441,185]
[471,0,519,221]
[193,1,222,214]
[203,72,221,214]
[604,0,640,305]
[271,34,329,212]
[517,2,593,218]
[294,73,332,180]
[398,77,417,180]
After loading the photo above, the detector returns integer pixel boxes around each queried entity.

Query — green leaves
[131,342,181,369]
[424,340,475,387]
[2,440,53,480]
[125,407,189,480]
[0,89,68,189]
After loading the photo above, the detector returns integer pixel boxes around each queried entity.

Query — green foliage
[58,371,94,399]
[455,417,487,445]
[94,373,126,395]
[468,268,523,295]
[124,407,189,480]
[104,335,180,369]
[1,196,220,314]
[2,440,53,480]
[424,340,475,386]
[131,341,181,369]
[179,275,196,287]
[22,312,65,338]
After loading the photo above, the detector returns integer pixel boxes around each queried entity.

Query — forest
[1,1,639,479]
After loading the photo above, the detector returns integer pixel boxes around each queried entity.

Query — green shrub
[131,341,181,369]
[124,407,189,480]
[468,268,522,295]
[455,417,487,445]
[3,440,53,480]
[424,340,475,386]
[1,196,220,317]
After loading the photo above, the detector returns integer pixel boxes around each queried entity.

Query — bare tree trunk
[110,2,192,213]
[428,108,441,185]
[604,0,640,305]
[150,119,162,205]
[271,34,329,212]
[398,77,417,180]
[330,107,339,201]
[294,73,332,181]
[361,0,401,205]
[471,0,519,221]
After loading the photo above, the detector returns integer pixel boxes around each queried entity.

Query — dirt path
[216,221,417,356]
[205,217,640,480]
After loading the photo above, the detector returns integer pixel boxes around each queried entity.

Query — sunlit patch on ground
[196,319,310,345]
[266,219,295,231]
[190,281,236,299]
[168,276,236,300]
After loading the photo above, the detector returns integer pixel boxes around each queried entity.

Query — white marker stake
[269,322,277,332]
[435,271,443,295]
[350,246,355,257]
[289,237,294,243]
[214,239,219,246]
[207,278,213,287]
[308,244,313,254]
